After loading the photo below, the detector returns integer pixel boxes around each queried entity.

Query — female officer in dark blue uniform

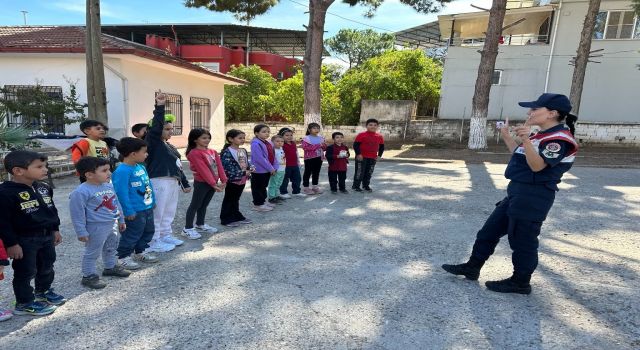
[442,93,578,294]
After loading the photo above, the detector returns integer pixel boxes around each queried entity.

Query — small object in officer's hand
[496,121,505,129]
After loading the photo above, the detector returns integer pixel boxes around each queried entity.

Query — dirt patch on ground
[382,141,640,168]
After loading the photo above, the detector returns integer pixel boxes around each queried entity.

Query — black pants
[250,172,271,206]
[280,166,302,194]
[185,181,216,229]
[303,157,323,187]
[12,234,56,304]
[353,158,377,189]
[328,171,347,191]
[220,182,247,225]
[470,197,544,283]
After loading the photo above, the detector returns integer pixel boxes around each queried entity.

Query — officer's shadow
[435,273,540,348]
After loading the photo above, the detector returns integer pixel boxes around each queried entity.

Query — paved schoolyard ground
[0,160,638,349]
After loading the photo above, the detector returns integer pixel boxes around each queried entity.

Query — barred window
[2,85,65,134]
[156,92,183,135]
[190,97,211,129]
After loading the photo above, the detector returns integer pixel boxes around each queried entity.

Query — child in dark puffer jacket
[219,129,255,227]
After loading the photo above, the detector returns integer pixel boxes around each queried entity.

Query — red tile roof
[0,26,245,84]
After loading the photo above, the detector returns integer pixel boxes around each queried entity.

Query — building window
[190,97,210,129]
[156,92,183,135]
[593,11,639,39]
[492,70,503,85]
[1,85,65,134]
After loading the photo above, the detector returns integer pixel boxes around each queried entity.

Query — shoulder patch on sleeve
[545,142,561,153]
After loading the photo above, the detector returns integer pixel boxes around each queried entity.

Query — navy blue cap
[518,93,572,113]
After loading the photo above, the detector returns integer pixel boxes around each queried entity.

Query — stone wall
[360,100,417,123]
[573,122,640,146]
[226,120,640,146]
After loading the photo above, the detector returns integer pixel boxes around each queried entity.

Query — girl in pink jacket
[301,123,327,194]
[183,129,228,239]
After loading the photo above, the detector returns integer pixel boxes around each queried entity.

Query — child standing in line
[325,132,350,194]
[0,238,12,321]
[301,123,327,195]
[352,118,385,192]
[69,157,131,290]
[278,128,305,199]
[183,128,227,239]
[0,150,65,316]
[145,92,191,253]
[131,123,148,139]
[219,129,254,227]
[71,120,110,183]
[250,124,278,212]
[113,137,158,271]
[267,135,286,204]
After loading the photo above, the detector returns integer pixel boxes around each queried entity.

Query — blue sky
[1,0,491,37]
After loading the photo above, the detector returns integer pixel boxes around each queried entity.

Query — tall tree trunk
[86,0,108,125]
[570,0,601,115]
[468,0,507,150]
[303,0,334,127]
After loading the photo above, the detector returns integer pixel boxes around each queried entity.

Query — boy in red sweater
[325,132,350,194]
[352,119,384,192]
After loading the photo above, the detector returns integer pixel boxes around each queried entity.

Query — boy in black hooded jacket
[0,150,66,316]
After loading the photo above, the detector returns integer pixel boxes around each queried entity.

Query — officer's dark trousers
[470,197,544,282]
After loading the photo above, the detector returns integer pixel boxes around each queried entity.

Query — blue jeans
[117,209,155,259]
[12,234,57,304]
[280,166,302,194]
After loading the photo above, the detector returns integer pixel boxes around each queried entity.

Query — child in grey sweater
[69,157,131,289]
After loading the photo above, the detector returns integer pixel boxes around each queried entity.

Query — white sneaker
[161,235,184,246]
[265,202,276,208]
[279,194,292,199]
[293,193,307,197]
[118,256,141,270]
[253,204,273,212]
[181,227,202,240]
[147,239,176,253]
[195,224,218,234]
[133,252,159,263]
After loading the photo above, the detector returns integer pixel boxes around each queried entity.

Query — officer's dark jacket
[0,181,60,247]
[505,124,578,191]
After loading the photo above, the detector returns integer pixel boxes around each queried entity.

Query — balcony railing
[449,34,550,46]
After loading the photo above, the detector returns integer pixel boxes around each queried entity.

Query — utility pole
[85,0,109,125]
[20,11,28,25]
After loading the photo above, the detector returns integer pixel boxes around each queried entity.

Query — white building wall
[439,45,551,120]
[116,57,226,147]
[0,53,228,146]
[547,0,640,122]
[0,53,125,137]
[439,0,640,123]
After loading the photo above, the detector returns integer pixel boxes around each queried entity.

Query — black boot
[485,277,532,295]
[441,258,483,280]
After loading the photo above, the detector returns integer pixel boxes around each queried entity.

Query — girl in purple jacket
[250,124,279,212]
